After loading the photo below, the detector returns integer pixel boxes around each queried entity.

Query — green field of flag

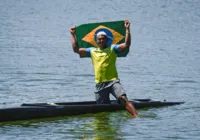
[75,20,129,57]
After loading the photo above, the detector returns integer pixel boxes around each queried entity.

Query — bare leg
[119,95,138,118]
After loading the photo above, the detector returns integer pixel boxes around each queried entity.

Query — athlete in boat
[70,20,138,117]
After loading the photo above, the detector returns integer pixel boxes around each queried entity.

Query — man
[70,20,138,117]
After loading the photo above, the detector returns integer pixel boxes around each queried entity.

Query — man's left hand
[124,20,130,28]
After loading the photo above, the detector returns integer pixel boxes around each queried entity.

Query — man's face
[96,35,107,48]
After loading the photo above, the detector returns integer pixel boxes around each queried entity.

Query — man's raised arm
[70,26,87,57]
[117,20,131,52]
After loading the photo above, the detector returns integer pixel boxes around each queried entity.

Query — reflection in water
[78,112,127,140]
[0,113,127,140]
[0,111,157,139]
[92,113,122,140]
[77,111,157,139]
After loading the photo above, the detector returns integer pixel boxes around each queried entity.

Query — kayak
[0,99,184,122]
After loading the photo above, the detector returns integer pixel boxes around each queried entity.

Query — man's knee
[118,94,129,105]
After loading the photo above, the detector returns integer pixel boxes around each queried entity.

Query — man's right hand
[70,26,76,35]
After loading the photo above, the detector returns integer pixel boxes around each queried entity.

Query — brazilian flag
[75,20,129,57]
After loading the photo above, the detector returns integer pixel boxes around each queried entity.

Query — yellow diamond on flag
[82,25,125,47]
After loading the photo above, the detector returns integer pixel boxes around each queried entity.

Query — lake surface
[0,0,200,139]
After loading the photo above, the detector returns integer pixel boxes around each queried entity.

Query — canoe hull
[0,99,184,122]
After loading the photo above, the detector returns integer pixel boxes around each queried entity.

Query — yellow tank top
[86,45,119,83]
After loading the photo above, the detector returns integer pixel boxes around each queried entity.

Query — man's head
[96,31,108,49]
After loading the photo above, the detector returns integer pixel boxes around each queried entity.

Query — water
[0,0,200,139]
